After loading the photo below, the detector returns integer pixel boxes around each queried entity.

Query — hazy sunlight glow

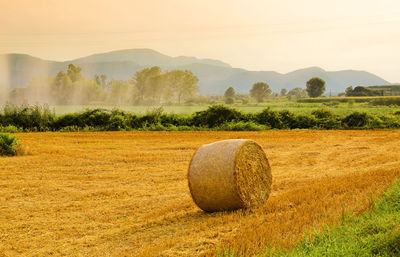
[0,0,399,81]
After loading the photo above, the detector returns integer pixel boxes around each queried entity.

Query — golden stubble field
[1,130,400,256]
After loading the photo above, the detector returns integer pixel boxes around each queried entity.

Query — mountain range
[0,48,390,95]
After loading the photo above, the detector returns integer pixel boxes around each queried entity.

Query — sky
[1,0,399,82]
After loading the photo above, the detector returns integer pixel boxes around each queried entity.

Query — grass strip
[273,178,400,257]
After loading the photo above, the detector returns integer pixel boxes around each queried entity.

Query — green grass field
[52,100,400,116]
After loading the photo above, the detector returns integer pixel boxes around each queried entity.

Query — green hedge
[297,96,400,104]
[1,104,400,132]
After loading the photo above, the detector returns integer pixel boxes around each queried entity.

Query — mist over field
[0,55,9,103]
[0,49,393,107]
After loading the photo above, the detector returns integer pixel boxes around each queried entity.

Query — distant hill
[0,49,390,95]
[71,48,231,68]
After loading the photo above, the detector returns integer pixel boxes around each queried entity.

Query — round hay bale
[188,139,272,212]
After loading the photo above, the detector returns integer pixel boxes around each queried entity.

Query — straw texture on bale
[188,139,272,212]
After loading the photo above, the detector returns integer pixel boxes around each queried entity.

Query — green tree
[346,86,380,97]
[147,74,165,103]
[280,88,287,96]
[166,70,199,103]
[72,79,105,104]
[250,82,271,102]
[66,64,83,82]
[306,77,326,97]
[8,64,111,105]
[109,80,133,105]
[94,74,101,86]
[53,71,73,104]
[224,86,236,99]
[287,87,307,98]
[100,74,107,89]
[224,87,236,104]
[345,86,353,96]
[133,66,162,103]
[52,65,105,105]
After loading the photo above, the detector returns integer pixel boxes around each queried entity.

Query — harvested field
[1,131,400,256]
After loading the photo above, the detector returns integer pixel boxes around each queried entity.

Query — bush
[311,109,336,119]
[53,113,81,129]
[342,112,383,128]
[54,108,112,129]
[312,109,341,129]
[126,114,141,129]
[217,121,267,131]
[0,133,19,156]
[0,126,23,133]
[343,112,369,128]
[81,109,113,127]
[256,108,315,129]
[159,113,191,127]
[139,107,164,125]
[256,108,282,128]
[107,115,127,131]
[191,105,243,127]
[376,115,400,128]
[292,115,317,129]
[278,110,297,129]
[0,104,55,130]
[316,118,341,129]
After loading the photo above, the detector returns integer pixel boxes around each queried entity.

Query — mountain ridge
[0,49,390,95]
[70,48,232,68]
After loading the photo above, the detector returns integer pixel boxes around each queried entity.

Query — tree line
[6,64,199,105]
[344,85,400,97]
[2,64,329,106]
[223,77,326,104]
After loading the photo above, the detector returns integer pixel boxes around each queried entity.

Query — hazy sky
[1,0,399,82]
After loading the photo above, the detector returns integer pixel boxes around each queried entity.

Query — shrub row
[1,104,400,132]
[297,96,400,104]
